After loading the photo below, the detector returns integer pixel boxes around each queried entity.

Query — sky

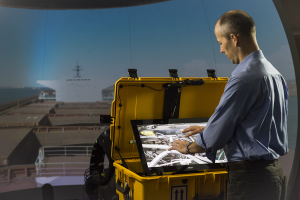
[0,0,295,90]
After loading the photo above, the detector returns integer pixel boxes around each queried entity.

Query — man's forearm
[188,141,205,154]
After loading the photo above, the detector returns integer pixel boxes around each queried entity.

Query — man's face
[214,22,239,64]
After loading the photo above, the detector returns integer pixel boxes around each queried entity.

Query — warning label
[170,185,188,200]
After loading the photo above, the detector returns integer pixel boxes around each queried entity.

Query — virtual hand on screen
[183,126,205,137]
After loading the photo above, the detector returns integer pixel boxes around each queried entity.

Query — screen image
[137,123,227,168]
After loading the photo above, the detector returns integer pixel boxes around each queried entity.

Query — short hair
[218,10,256,40]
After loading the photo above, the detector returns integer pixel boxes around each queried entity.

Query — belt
[226,159,278,171]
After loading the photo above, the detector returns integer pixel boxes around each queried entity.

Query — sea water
[0,88,44,104]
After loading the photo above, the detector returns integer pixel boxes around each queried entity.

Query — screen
[131,119,228,175]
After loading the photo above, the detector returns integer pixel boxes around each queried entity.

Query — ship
[36,64,113,103]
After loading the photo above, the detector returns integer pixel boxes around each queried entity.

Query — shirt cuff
[196,131,216,163]
[196,131,205,148]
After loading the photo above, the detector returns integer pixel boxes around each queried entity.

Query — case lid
[110,77,228,161]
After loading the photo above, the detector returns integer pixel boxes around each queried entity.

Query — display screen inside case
[131,118,228,175]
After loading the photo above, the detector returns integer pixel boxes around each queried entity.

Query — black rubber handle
[116,179,130,195]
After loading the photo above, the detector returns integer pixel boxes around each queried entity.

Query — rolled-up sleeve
[196,76,255,162]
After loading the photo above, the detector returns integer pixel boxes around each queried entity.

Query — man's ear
[230,33,239,46]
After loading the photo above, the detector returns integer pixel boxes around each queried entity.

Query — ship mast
[73,62,83,78]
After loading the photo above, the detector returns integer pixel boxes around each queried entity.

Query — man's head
[214,10,259,64]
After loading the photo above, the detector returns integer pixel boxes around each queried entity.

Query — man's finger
[184,130,199,137]
[168,146,176,151]
[182,127,194,133]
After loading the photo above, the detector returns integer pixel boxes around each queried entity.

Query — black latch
[169,69,179,79]
[128,69,138,79]
[100,115,113,124]
[207,69,217,79]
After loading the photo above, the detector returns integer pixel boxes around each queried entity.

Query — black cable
[42,10,48,81]
[200,0,217,74]
[117,84,163,147]
[127,7,133,68]
[144,85,164,91]
[42,9,49,156]
[118,84,164,91]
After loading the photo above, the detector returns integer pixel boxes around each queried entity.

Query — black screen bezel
[131,118,227,175]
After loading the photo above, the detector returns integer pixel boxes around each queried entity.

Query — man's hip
[226,159,287,200]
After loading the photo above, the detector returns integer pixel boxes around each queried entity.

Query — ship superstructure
[37,65,102,102]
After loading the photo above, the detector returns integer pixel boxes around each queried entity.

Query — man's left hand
[168,140,189,154]
[183,126,205,137]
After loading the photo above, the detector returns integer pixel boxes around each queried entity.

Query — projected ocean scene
[138,123,227,167]
[0,0,297,199]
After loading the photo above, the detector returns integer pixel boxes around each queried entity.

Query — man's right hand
[183,126,205,137]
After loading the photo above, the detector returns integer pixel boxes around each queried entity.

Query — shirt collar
[231,50,264,76]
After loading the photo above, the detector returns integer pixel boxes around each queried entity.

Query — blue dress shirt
[196,50,289,162]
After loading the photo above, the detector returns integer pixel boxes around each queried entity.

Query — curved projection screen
[0,0,297,199]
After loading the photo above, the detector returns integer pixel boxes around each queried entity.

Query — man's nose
[220,47,224,53]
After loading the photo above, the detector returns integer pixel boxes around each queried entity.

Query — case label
[170,185,188,200]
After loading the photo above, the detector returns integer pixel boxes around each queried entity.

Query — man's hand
[168,140,206,154]
[168,140,189,154]
[182,126,205,137]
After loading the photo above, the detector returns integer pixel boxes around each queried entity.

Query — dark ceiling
[0,0,168,10]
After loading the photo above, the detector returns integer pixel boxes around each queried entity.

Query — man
[169,10,288,200]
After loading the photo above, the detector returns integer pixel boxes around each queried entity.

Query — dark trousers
[227,160,287,200]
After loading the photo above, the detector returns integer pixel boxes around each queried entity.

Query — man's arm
[168,141,205,154]
[196,76,255,161]
[169,76,254,159]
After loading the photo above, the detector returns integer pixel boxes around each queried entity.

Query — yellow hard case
[110,77,229,200]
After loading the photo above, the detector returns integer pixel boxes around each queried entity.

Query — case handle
[116,179,130,195]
